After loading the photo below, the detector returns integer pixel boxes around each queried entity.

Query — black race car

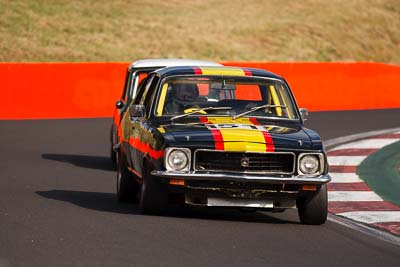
[110,59,221,164]
[116,65,331,225]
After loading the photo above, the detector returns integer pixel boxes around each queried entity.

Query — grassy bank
[0,0,399,63]
[357,141,400,205]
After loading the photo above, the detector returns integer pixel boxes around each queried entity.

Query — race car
[110,59,222,164]
[116,65,331,225]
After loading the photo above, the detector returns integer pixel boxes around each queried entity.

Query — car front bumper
[152,171,330,209]
[152,170,331,185]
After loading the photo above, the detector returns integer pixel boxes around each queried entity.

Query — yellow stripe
[219,128,266,152]
[156,84,169,116]
[157,127,165,133]
[270,85,282,116]
[200,67,246,76]
[205,116,267,152]
[205,117,253,125]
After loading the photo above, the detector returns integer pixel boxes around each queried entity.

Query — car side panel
[120,115,165,180]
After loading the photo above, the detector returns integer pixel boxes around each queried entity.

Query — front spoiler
[152,171,331,185]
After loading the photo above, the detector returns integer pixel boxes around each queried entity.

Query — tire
[297,184,328,225]
[139,162,168,214]
[116,152,140,203]
[110,125,117,165]
[111,147,117,165]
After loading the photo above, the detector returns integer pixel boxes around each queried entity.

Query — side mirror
[299,108,309,121]
[129,104,145,118]
[116,100,124,109]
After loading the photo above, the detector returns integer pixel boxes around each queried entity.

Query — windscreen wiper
[233,104,287,119]
[171,107,232,121]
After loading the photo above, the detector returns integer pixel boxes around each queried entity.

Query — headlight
[165,148,191,172]
[298,153,324,176]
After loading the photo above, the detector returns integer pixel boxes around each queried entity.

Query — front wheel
[297,184,328,225]
[110,125,117,165]
[139,163,168,214]
[116,152,140,203]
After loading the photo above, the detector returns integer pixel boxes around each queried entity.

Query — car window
[143,76,160,117]
[137,75,161,117]
[139,76,154,105]
[121,70,132,101]
[155,76,299,120]
[132,76,151,105]
[130,71,150,100]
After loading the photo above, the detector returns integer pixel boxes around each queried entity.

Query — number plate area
[206,197,274,208]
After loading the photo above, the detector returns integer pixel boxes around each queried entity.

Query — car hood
[156,118,321,151]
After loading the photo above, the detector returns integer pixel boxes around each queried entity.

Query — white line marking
[330,138,399,150]
[328,214,400,247]
[337,211,400,224]
[328,156,367,166]
[329,173,364,183]
[328,191,384,202]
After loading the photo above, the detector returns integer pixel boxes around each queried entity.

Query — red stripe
[128,167,142,178]
[247,117,274,152]
[328,201,400,213]
[262,131,275,152]
[327,148,378,156]
[244,69,253,76]
[329,166,357,173]
[128,137,164,159]
[328,182,371,191]
[210,129,224,150]
[200,117,224,150]
[199,116,209,123]
[193,67,202,75]
[372,222,400,236]
[249,117,260,125]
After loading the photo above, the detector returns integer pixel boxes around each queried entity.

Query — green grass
[0,0,399,63]
[357,141,400,205]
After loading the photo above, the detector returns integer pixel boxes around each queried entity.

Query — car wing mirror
[299,108,309,121]
[116,100,124,109]
[129,104,145,118]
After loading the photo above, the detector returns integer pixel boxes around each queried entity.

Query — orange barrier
[0,63,126,119]
[224,62,400,111]
[0,62,399,119]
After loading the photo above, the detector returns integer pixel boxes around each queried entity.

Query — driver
[164,83,199,114]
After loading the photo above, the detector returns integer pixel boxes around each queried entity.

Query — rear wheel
[139,162,168,214]
[116,152,140,203]
[297,184,328,225]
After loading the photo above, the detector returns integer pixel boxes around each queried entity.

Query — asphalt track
[1,109,400,267]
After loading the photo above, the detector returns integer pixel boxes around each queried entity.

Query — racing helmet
[171,83,199,105]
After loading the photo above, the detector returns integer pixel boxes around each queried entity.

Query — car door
[115,68,154,131]
[119,76,149,166]
[127,74,160,178]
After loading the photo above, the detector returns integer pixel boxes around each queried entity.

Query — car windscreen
[155,76,299,120]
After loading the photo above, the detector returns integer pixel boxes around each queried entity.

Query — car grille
[194,150,295,174]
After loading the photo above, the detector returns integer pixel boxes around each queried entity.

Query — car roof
[154,66,283,80]
[128,58,222,70]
